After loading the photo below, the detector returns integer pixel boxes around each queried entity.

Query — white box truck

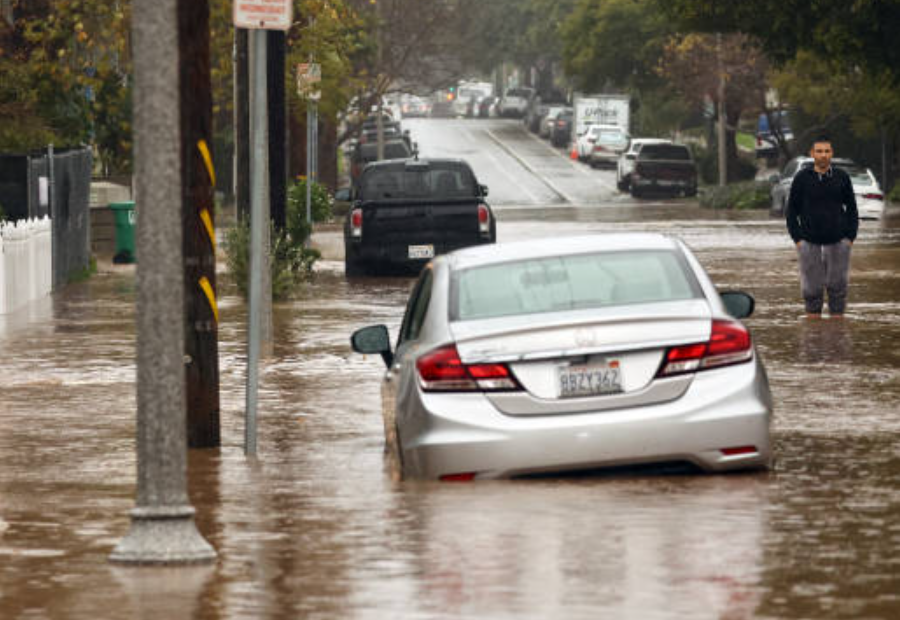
[572,93,630,139]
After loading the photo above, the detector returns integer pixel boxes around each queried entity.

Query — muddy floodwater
[1,204,899,619]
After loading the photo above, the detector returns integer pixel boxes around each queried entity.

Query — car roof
[631,138,671,145]
[363,156,469,170]
[444,233,681,271]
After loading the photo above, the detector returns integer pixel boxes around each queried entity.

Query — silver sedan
[352,233,773,480]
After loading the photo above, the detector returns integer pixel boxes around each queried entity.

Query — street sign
[296,62,321,101]
[234,0,293,31]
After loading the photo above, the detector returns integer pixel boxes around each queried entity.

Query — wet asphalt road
[1,118,899,619]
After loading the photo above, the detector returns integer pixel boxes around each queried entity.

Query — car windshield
[360,163,476,201]
[598,130,627,143]
[356,142,410,163]
[638,145,691,160]
[507,88,532,98]
[451,250,700,321]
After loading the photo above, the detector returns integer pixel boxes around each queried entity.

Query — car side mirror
[720,291,755,319]
[479,184,489,197]
[334,187,351,202]
[351,325,394,368]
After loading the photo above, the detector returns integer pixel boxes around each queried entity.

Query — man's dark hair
[811,134,832,146]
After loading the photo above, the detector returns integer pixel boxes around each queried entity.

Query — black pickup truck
[630,143,698,198]
[343,158,496,277]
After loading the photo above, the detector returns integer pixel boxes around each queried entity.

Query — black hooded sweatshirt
[785,166,858,244]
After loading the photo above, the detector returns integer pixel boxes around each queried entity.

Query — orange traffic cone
[569,143,578,161]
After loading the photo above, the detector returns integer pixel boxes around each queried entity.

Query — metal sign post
[238,1,292,457]
[297,62,321,241]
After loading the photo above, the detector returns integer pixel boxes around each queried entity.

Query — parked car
[756,111,793,161]
[587,126,630,168]
[454,82,493,118]
[343,158,495,277]
[349,140,414,185]
[616,138,672,191]
[497,87,535,118]
[400,95,431,118]
[550,110,573,148]
[476,95,497,118]
[575,124,624,162]
[351,232,772,480]
[539,107,569,139]
[769,156,884,219]
[630,143,698,198]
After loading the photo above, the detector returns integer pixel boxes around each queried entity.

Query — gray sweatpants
[797,240,852,314]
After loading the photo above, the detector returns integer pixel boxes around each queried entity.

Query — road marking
[485,128,573,204]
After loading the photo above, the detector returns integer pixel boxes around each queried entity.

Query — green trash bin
[109,201,136,264]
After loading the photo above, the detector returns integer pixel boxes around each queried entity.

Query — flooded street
[2,209,898,619]
[2,120,900,618]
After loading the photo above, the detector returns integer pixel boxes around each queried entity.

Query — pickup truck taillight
[478,204,491,236]
[350,208,363,238]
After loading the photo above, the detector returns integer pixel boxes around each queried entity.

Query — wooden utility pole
[268,32,287,231]
[178,0,220,448]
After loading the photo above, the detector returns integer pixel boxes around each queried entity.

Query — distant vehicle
[550,110,573,148]
[539,106,569,139]
[630,143,698,198]
[400,95,431,118]
[454,82,493,118]
[497,87,535,118]
[343,158,496,277]
[349,140,414,185]
[351,232,772,480]
[769,156,884,220]
[587,126,630,168]
[575,124,625,162]
[616,138,672,191]
[476,95,497,118]
[756,111,793,161]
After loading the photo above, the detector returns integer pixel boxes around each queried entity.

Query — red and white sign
[234,0,293,31]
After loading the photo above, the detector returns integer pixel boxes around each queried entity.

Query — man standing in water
[786,136,859,318]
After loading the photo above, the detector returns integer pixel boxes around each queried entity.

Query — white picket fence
[0,217,53,314]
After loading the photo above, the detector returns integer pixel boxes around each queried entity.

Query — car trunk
[634,160,696,181]
[451,300,711,415]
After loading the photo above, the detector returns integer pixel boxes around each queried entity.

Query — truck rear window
[360,164,477,201]
[638,145,691,160]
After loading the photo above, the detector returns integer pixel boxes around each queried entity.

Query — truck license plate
[408,244,434,259]
[558,361,622,398]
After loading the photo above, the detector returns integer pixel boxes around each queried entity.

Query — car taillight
[593,145,606,152]
[350,208,363,238]
[417,344,520,392]
[657,320,752,377]
[862,192,883,200]
[478,203,490,235]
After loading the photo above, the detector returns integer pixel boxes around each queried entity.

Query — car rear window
[451,250,701,321]
[638,145,691,160]
[360,163,477,201]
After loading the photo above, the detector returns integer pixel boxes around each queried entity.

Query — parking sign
[234,0,293,31]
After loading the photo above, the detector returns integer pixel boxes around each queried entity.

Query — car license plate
[558,361,622,398]
[408,244,434,259]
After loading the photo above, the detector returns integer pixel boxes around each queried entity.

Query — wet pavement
[2,120,900,619]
